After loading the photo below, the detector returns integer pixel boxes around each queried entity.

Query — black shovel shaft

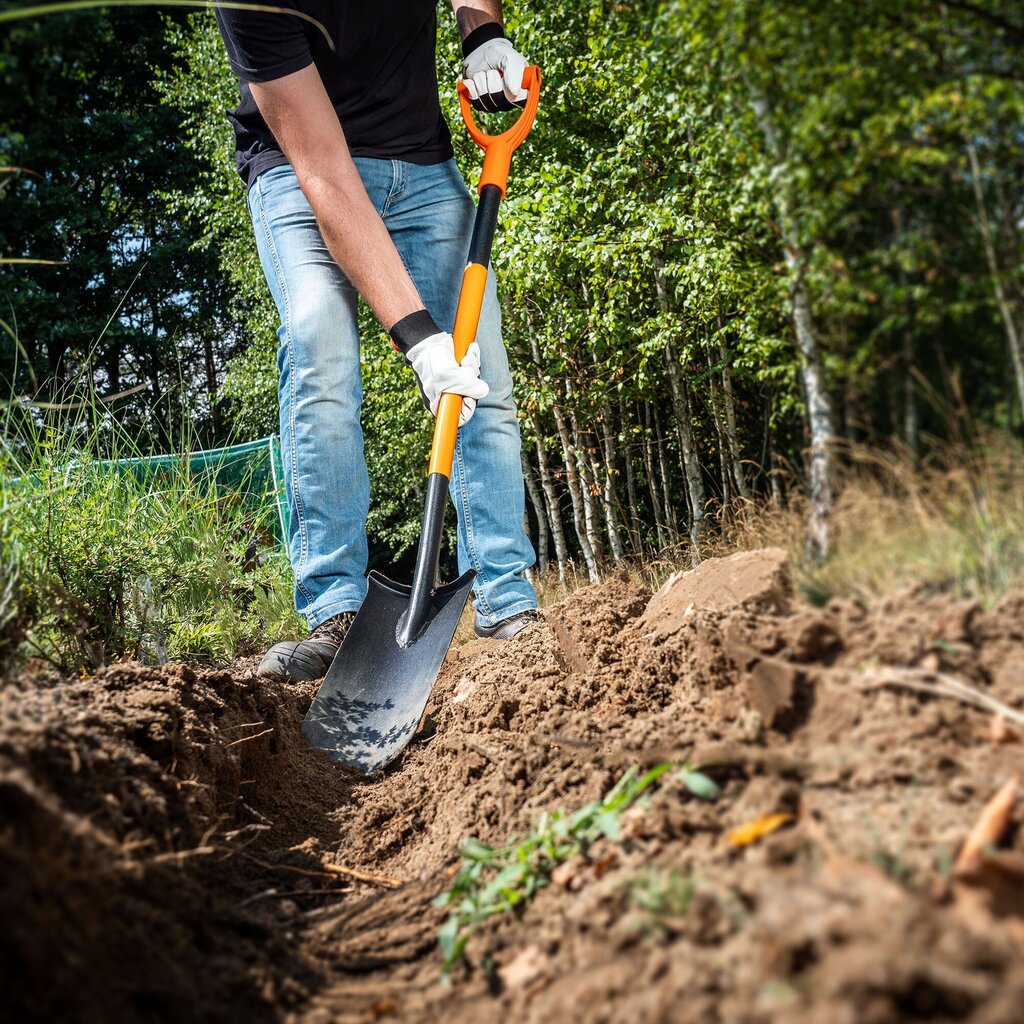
[467,184,501,267]
[395,184,504,647]
[395,472,449,647]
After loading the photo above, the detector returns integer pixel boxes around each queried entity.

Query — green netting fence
[98,434,289,547]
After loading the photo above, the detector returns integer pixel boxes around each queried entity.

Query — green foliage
[0,406,300,672]
[157,10,280,438]
[0,495,25,665]
[5,0,1024,581]
[0,3,252,450]
[433,763,672,977]
[622,867,697,928]
[676,764,721,800]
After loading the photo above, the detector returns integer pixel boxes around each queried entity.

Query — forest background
[1,0,1023,669]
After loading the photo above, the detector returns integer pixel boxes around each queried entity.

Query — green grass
[0,400,301,673]
[721,434,1024,607]
[433,763,720,978]
[622,867,697,927]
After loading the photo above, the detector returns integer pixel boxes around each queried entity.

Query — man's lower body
[246,157,538,678]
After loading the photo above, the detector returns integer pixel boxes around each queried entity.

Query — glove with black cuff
[389,310,488,428]
[461,22,529,113]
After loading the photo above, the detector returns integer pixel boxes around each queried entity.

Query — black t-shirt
[216,1,454,187]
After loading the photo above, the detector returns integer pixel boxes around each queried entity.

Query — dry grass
[459,435,1024,633]
[723,436,1024,606]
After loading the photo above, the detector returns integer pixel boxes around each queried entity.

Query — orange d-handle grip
[457,65,542,197]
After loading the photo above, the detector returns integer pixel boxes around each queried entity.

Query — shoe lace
[309,611,356,646]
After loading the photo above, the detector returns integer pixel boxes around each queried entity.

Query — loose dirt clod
[5,549,1024,1022]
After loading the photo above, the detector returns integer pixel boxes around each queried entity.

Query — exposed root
[859,666,1024,726]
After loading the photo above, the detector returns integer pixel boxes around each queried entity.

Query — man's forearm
[300,168,423,330]
[250,66,423,331]
[451,0,504,38]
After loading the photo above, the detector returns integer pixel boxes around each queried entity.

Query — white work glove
[389,310,488,428]
[461,24,528,112]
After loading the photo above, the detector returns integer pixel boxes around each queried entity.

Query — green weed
[676,764,721,799]
[433,764,672,977]
[623,867,696,921]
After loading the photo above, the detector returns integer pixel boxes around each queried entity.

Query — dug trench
[4,548,1024,1023]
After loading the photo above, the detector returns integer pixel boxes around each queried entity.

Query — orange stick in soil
[955,775,1019,875]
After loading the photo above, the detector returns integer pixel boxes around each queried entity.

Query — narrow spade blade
[301,568,476,774]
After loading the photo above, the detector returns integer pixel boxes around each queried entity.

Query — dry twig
[224,727,275,748]
[859,667,1024,727]
[323,863,403,888]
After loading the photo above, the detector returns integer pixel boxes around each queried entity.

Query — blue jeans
[247,158,537,629]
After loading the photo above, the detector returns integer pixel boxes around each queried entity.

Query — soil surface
[4,548,1024,1023]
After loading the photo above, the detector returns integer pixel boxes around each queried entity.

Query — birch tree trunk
[521,452,549,575]
[653,404,684,556]
[706,367,732,505]
[592,383,627,562]
[642,403,669,551]
[569,407,605,564]
[526,328,592,580]
[622,399,641,551]
[653,255,707,550]
[751,89,835,562]
[551,401,600,581]
[530,425,568,583]
[967,139,1024,416]
[718,341,751,500]
[668,350,707,551]
[789,274,834,562]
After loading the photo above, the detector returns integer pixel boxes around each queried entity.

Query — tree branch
[928,0,1024,47]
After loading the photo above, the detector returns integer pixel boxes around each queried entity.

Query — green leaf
[677,768,720,800]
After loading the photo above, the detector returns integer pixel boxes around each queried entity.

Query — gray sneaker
[257,612,356,682]
[474,609,542,641]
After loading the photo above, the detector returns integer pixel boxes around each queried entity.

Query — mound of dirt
[0,661,352,1023]
[4,548,1024,1023]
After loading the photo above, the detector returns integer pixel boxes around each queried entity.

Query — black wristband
[462,21,505,58]
[389,309,441,354]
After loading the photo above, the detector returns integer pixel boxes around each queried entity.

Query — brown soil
[4,548,1024,1023]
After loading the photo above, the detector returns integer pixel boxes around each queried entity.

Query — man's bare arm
[451,0,504,37]
[249,65,422,332]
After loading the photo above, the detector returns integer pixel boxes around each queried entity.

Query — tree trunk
[653,255,706,550]
[569,407,605,565]
[622,399,641,552]
[521,452,549,576]
[530,425,568,583]
[967,139,1024,417]
[526,327,585,581]
[718,340,751,500]
[653,403,683,556]
[706,366,732,506]
[765,399,784,506]
[642,403,669,551]
[203,328,219,438]
[751,88,835,562]
[790,275,834,562]
[551,401,600,581]
[592,382,626,562]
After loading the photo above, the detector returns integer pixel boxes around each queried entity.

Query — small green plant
[871,849,911,886]
[676,764,721,799]
[623,867,697,927]
[434,764,671,977]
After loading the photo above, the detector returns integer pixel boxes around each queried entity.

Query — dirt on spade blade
[4,548,1024,1023]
